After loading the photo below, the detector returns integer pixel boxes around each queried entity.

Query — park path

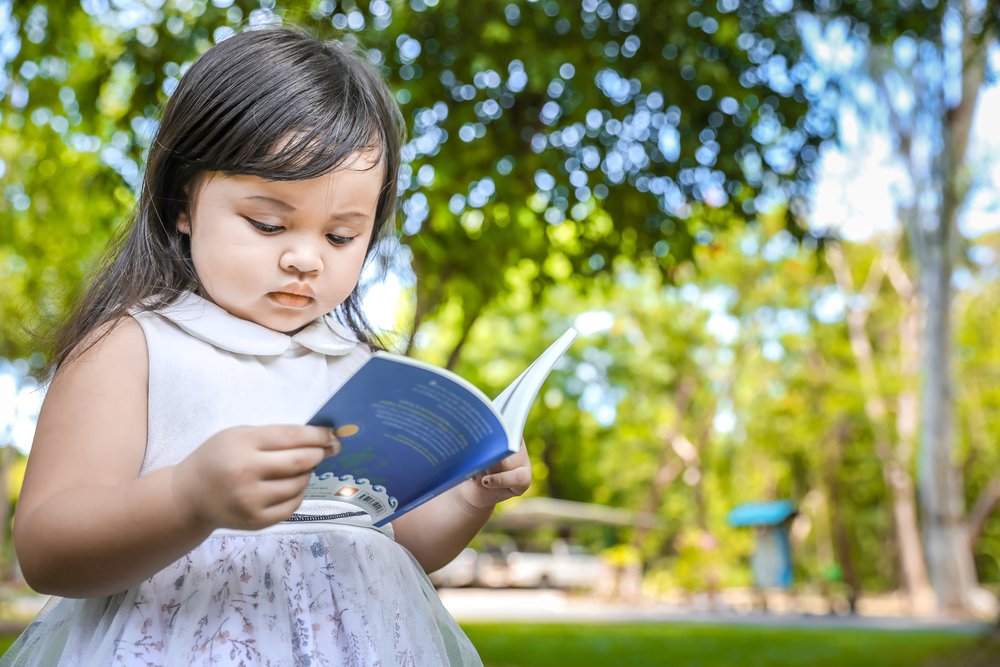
[2,589,991,635]
[439,588,992,634]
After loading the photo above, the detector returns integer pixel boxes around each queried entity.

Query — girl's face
[177,152,383,333]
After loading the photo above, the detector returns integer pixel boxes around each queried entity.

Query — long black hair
[45,27,404,371]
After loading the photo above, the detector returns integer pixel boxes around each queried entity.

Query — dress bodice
[132,291,373,518]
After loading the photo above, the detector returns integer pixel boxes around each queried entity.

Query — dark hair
[45,27,404,371]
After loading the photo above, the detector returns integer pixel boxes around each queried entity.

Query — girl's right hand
[172,425,338,531]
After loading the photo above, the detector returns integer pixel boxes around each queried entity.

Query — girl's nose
[279,242,323,275]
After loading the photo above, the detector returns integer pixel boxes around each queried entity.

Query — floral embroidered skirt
[1,521,481,666]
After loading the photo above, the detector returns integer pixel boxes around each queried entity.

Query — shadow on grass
[923,632,1000,667]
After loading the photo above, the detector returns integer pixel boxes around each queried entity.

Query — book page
[493,327,578,448]
[306,354,512,523]
[305,328,576,525]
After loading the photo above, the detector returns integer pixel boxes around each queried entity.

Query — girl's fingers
[260,490,311,526]
[484,450,528,475]
[253,425,340,451]
[259,446,333,480]
[481,466,531,491]
[256,474,313,507]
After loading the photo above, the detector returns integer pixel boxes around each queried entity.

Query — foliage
[1,0,836,358]
[801,0,1000,609]
[3,0,1000,605]
[955,232,1000,589]
[436,214,1000,596]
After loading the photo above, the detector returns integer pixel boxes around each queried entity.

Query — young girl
[4,27,530,666]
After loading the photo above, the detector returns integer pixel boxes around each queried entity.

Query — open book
[304,328,578,526]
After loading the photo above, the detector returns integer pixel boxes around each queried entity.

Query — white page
[493,327,578,449]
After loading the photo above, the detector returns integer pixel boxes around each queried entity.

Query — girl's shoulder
[56,315,148,386]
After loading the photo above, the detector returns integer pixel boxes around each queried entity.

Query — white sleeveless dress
[2,292,483,666]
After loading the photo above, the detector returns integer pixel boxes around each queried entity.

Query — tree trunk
[874,5,991,613]
[826,244,933,609]
[889,468,935,611]
[914,9,986,612]
[630,377,695,553]
[917,242,978,611]
[403,260,451,356]
[826,421,860,613]
[886,253,937,612]
[540,436,564,499]
[967,479,1000,550]
[691,407,714,533]
[443,305,480,371]
[918,110,973,612]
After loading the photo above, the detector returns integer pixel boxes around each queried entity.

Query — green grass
[3,624,997,665]
[461,623,1000,667]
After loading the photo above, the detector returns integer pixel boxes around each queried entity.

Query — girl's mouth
[269,292,314,308]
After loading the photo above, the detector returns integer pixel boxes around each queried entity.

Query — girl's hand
[172,425,338,531]
[459,439,532,509]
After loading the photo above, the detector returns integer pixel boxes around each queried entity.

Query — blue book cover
[304,328,578,526]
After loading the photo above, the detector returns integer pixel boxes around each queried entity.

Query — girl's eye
[327,234,355,247]
[246,217,283,233]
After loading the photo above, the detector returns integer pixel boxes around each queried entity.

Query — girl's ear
[176,183,194,234]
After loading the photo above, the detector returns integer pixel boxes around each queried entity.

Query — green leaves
[3,0,834,358]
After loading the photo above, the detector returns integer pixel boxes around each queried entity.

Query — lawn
[2,623,997,665]
[462,622,1000,667]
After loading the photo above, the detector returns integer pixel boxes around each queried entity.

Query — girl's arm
[392,442,531,573]
[14,318,337,598]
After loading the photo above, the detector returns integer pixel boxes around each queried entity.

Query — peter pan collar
[153,291,359,357]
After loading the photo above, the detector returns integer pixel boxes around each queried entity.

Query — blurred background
[2,0,1000,664]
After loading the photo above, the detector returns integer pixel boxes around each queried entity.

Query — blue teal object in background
[727,500,797,527]
[727,500,797,590]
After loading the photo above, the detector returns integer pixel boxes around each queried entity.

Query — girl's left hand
[459,439,532,509]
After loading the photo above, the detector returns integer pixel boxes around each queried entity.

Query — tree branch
[826,242,892,434]
[403,263,451,356]
[949,6,988,177]
[881,250,915,301]
[968,478,1000,550]
[631,377,697,552]
[443,304,481,371]
[874,72,929,260]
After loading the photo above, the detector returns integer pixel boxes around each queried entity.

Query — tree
[807,1,1000,612]
[825,239,933,611]
[701,219,879,597]
[2,0,833,362]
[954,231,1000,590]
